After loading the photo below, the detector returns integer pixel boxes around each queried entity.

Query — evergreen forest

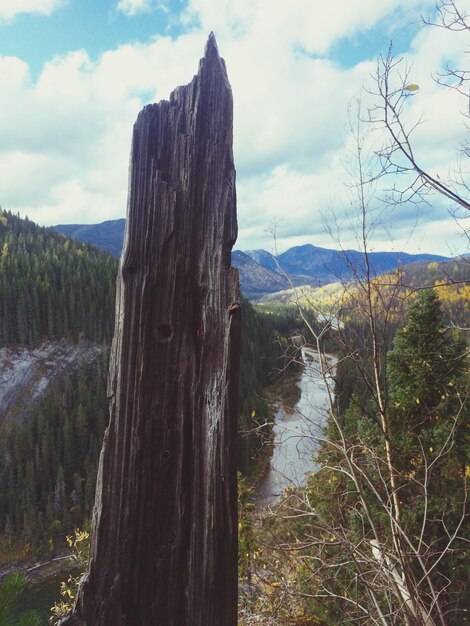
[0,211,117,347]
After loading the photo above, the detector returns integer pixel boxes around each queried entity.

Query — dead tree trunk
[63,33,240,626]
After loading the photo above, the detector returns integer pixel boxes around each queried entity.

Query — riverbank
[0,535,76,586]
[255,347,337,506]
[0,540,81,621]
[17,555,75,584]
[248,364,304,490]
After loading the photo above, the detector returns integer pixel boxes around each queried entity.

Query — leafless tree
[424,0,470,115]
[366,0,470,238]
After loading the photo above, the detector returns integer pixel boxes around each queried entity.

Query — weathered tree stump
[63,33,240,626]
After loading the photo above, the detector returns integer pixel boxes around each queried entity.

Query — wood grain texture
[62,33,240,626]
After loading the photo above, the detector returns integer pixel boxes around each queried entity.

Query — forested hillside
[331,258,470,445]
[0,211,117,556]
[0,211,286,556]
[0,355,109,555]
[0,211,117,347]
[263,256,470,334]
[394,258,470,324]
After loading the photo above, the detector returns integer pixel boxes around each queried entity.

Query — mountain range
[55,219,449,298]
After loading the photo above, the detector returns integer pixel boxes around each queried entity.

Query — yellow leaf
[404,83,420,92]
[251,410,256,418]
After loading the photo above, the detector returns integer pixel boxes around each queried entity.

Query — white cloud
[117,0,169,17]
[117,0,151,16]
[0,33,205,225]
[183,0,431,55]
[0,0,64,21]
[0,0,467,256]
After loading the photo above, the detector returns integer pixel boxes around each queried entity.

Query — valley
[1,2,469,624]
[0,209,468,625]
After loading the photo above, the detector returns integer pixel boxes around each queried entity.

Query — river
[256,348,336,505]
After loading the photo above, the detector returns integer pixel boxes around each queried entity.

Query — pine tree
[388,289,469,618]
[388,288,468,467]
[0,573,42,626]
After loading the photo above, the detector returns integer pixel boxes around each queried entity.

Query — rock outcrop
[0,341,102,423]
[63,34,240,626]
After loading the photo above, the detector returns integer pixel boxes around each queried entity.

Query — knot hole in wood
[157,323,173,342]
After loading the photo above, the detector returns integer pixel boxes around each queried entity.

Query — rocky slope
[231,251,290,296]
[0,341,102,424]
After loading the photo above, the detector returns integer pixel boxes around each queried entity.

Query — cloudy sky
[0,0,468,255]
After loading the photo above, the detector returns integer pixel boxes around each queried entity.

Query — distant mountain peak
[54,219,451,299]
